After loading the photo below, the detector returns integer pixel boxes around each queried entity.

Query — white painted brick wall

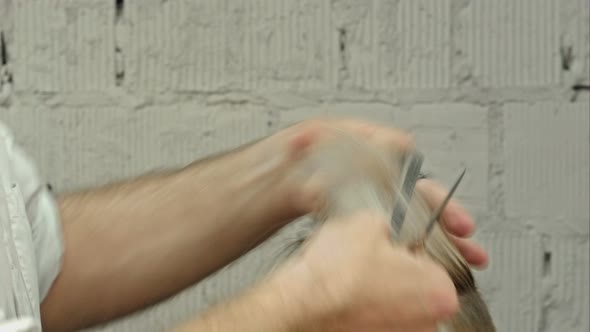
[456,0,561,87]
[13,0,115,91]
[0,0,588,331]
[126,0,337,91]
[333,0,452,90]
[503,103,589,222]
[476,231,544,331]
[394,104,489,217]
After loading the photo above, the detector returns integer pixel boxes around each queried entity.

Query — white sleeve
[3,132,64,302]
[0,310,39,332]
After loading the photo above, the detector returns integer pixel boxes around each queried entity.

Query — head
[274,128,496,331]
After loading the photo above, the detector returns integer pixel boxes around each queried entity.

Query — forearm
[40,134,303,331]
[172,277,309,332]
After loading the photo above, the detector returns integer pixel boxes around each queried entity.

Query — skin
[175,211,459,332]
[40,118,488,332]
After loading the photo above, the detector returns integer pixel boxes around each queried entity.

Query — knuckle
[297,118,325,133]
[362,211,390,234]
[398,133,416,151]
[343,210,391,242]
[425,265,459,319]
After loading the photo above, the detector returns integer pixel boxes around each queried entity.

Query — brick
[0,0,10,31]
[545,237,590,332]
[12,0,115,91]
[456,0,561,87]
[503,103,590,222]
[394,104,488,216]
[334,0,451,90]
[475,231,543,331]
[562,0,590,84]
[0,104,56,180]
[126,0,336,92]
[7,102,271,191]
[196,103,272,156]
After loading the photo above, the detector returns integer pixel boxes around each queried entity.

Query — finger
[448,235,489,269]
[345,210,392,241]
[372,322,439,332]
[286,120,326,159]
[370,125,415,154]
[415,178,475,238]
[386,252,459,323]
[391,324,439,332]
[421,263,459,321]
[370,308,440,332]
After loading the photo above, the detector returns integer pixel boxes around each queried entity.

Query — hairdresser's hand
[172,211,455,332]
[281,118,488,268]
[271,210,458,331]
[416,178,488,268]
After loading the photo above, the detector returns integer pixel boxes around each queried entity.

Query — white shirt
[0,122,64,331]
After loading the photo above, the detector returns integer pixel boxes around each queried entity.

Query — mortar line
[1,31,7,66]
[114,0,125,87]
[0,30,12,105]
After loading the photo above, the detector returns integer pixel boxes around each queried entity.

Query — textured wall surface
[1,0,589,331]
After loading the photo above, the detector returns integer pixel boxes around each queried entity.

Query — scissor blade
[391,151,424,233]
[421,168,466,239]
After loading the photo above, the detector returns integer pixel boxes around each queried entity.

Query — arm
[40,131,304,331]
[171,276,310,332]
[39,118,487,331]
[174,211,460,332]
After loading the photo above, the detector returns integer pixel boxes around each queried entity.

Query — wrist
[263,264,323,331]
[183,130,306,227]
[267,255,341,332]
[174,270,316,332]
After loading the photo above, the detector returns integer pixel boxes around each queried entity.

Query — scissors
[390,152,466,253]
[407,168,466,253]
[391,151,424,233]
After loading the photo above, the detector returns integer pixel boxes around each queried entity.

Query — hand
[172,210,457,332]
[271,210,458,331]
[416,178,488,268]
[170,117,488,332]
[279,118,488,269]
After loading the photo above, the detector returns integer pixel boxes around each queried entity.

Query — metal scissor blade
[420,168,466,241]
[391,151,424,233]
